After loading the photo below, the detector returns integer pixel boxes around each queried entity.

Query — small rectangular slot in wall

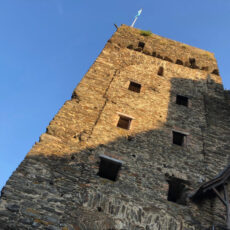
[173,131,186,146]
[98,155,123,181]
[128,81,141,93]
[176,95,188,107]
[158,67,164,76]
[117,116,132,130]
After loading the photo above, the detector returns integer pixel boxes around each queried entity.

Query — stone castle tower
[1,25,230,230]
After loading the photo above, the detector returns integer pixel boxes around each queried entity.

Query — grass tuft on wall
[140,30,152,36]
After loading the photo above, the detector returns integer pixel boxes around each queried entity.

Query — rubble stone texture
[1,25,230,230]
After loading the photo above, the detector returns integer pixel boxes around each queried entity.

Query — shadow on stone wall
[1,77,230,230]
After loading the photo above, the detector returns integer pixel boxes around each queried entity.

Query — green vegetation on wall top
[140,30,152,37]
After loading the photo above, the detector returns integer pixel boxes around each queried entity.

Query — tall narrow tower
[1,25,230,230]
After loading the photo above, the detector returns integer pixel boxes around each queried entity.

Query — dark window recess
[138,42,145,49]
[117,116,132,130]
[167,177,188,205]
[176,95,188,107]
[98,155,123,181]
[97,207,102,212]
[158,67,164,76]
[128,81,141,93]
[189,58,198,69]
[176,59,183,65]
[173,131,186,146]
[189,58,195,64]
[212,69,219,75]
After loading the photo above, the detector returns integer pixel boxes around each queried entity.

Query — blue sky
[0,0,230,190]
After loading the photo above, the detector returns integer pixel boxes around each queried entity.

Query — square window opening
[128,81,141,93]
[167,177,187,205]
[117,116,132,130]
[173,131,186,146]
[138,42,145,49]
[189,58,196,66]
[176,95,188,107]
[98,155,122,181]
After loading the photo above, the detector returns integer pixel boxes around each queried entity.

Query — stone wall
[0,25,230,230]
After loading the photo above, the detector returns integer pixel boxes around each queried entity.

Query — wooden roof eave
[191,164,230,200]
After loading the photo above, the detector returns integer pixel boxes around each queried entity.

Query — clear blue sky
[0,0,230,190]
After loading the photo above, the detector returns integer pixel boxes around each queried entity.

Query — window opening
[167,177,188,205]
[158,66,164,76]
[189,58,196,68]
[212,69,219,75]
[97,207,102,212]
[176,95,188,107]
[128,81,141,93]
[173,131,186,146]
[176,59,183,65]
[98,155,123,181]
[138,42,145,49]
[117,116,132,130]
